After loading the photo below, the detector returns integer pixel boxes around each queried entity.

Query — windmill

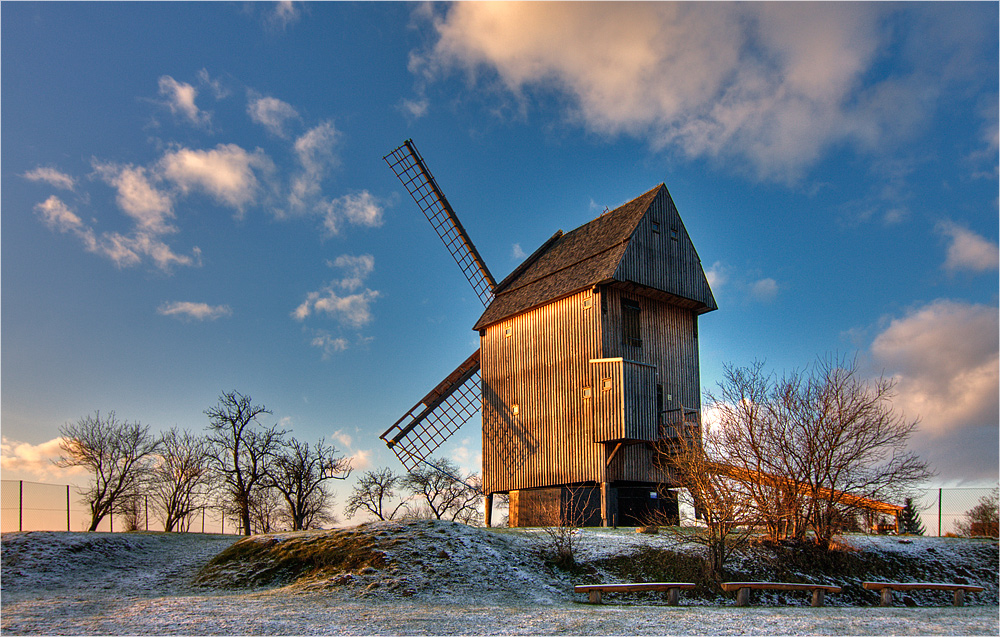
[380,139,718,527]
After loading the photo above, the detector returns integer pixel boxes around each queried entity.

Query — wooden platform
[862,582,985,607]
[721,582,842,607]
[575,582,697,605]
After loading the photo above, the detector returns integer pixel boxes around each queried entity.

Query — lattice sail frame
[384,140,496,306]
[381,140,496,473]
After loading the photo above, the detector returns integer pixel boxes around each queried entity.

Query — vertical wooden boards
[589,358,657,443]
[615,187,716,312]
[481,288,603,494]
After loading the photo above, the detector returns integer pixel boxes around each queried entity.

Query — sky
[2,2,998,521]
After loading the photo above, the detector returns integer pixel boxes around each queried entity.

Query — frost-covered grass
[2,523,997,635]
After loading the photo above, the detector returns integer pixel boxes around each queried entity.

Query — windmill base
[505,484,678,528]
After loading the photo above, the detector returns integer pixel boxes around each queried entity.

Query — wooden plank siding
[481,288,604,495]
[601,286,701,485]
[590,358,657,443]
[615,187,716,312]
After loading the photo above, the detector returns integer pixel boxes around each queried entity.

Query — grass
[195,527,387,589]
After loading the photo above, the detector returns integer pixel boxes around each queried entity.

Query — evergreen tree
[899,497,925,535]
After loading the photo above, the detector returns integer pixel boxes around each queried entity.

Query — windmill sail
[379,350,482,474]
[384,139,496,307]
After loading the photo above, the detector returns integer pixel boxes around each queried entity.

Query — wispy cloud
[158,75,209,126]
[511,243,527,260]
[247,93,300,138]
[869,299,998,481]
[0,436,88,483]
[159,144,272,215]
[157,301,232,321]
[318,191,384,236]
[290,121,341,211]
[294,254,380,354]
[23,166,76,191]
[937,221,999,274]
[414,3,991,183]
[267,1,301,30]
[92,161,175,234]
[749,278,779,302]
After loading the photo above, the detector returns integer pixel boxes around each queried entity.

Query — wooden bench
[575,582,697,605]
[862,582,985,607]
[721,582,842,607]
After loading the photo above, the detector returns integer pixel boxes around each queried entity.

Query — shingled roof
[474,184,713,330]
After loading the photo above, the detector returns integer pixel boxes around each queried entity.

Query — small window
[622,299,641,347]
[503,326,512,338]
[602,378,614,391]
[583,387,593,399]
[583,297,592,309]
[670,228,679,241]
[512,404,519,415]
[651,221,661,234]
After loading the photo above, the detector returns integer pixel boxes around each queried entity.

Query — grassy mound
[195,527,386,588]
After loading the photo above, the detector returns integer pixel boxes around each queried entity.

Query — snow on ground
[2,523,998,635]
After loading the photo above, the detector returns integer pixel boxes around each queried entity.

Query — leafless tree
[402,458,483,523]
[955,489,999,537]
[707,356,933,546]
[247,483,284,534]
[345,468,409,521]
[55,411,160,532]
[535,486,591,569]
[148,428,212,532]
[266,437,352,530]
[652,427,758,580]
[205,391,286,535]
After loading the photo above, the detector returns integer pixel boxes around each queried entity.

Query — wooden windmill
[380,140,717,527]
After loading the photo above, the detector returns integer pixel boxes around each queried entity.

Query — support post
[19,480,23,532]
[600,482,610,527]
[953,589,965,607]
[736,587,750,607]
[811,589,825,607]
[880,588,893,607]
[145,495,149,531]
[67,485,71,532]
[588,590,602,604]
[484,493,493,528]
[937,488,942,537]
[666,588,679,606]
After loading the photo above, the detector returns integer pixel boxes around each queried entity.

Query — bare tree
[402,458,483,523]
[266,437,352,530]
[205,391,285,535]
[345,468,408,521]
[149,428,212,532]
[653,427,758,581]
[56,411,160,532]
[707,356,933,546]
[955,489,999,537]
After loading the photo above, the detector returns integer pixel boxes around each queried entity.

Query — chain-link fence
[1,479,234,534]
[911,486,998,537]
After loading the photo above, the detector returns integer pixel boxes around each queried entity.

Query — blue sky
[3,2,997,517]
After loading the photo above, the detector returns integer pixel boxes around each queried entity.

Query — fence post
[19,480,23,532]
[67,485,71,532]
[202,507,206,534]
[938,488,942,537]
[110,511,113,533]
[145,495,149,531]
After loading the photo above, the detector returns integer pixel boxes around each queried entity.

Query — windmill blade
[380,349,482,473]
[384,139,496,307]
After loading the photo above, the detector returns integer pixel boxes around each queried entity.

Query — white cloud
[750,277,778,302]
[937,221,999,274]
[511,243,527,260]
[347,448,372,472]
[704,261,728,290]
[268,1,301,30]
[290,121,341,211]
[197,68,229,99]
[0,436,88,483]
[331,254,375,292]
[415,3,980,182]
[157,301,232,321]
[92,161,176,234]
[870,299,998,437]
[332,430,353,449]
[401,97,429,119]
[35,196,88,235]
[159,144,270,213]
[294,288,379,328]
[158,75,208,126]
[318,191,384,235]
[247,94,300,138]
[23,166,76,191]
